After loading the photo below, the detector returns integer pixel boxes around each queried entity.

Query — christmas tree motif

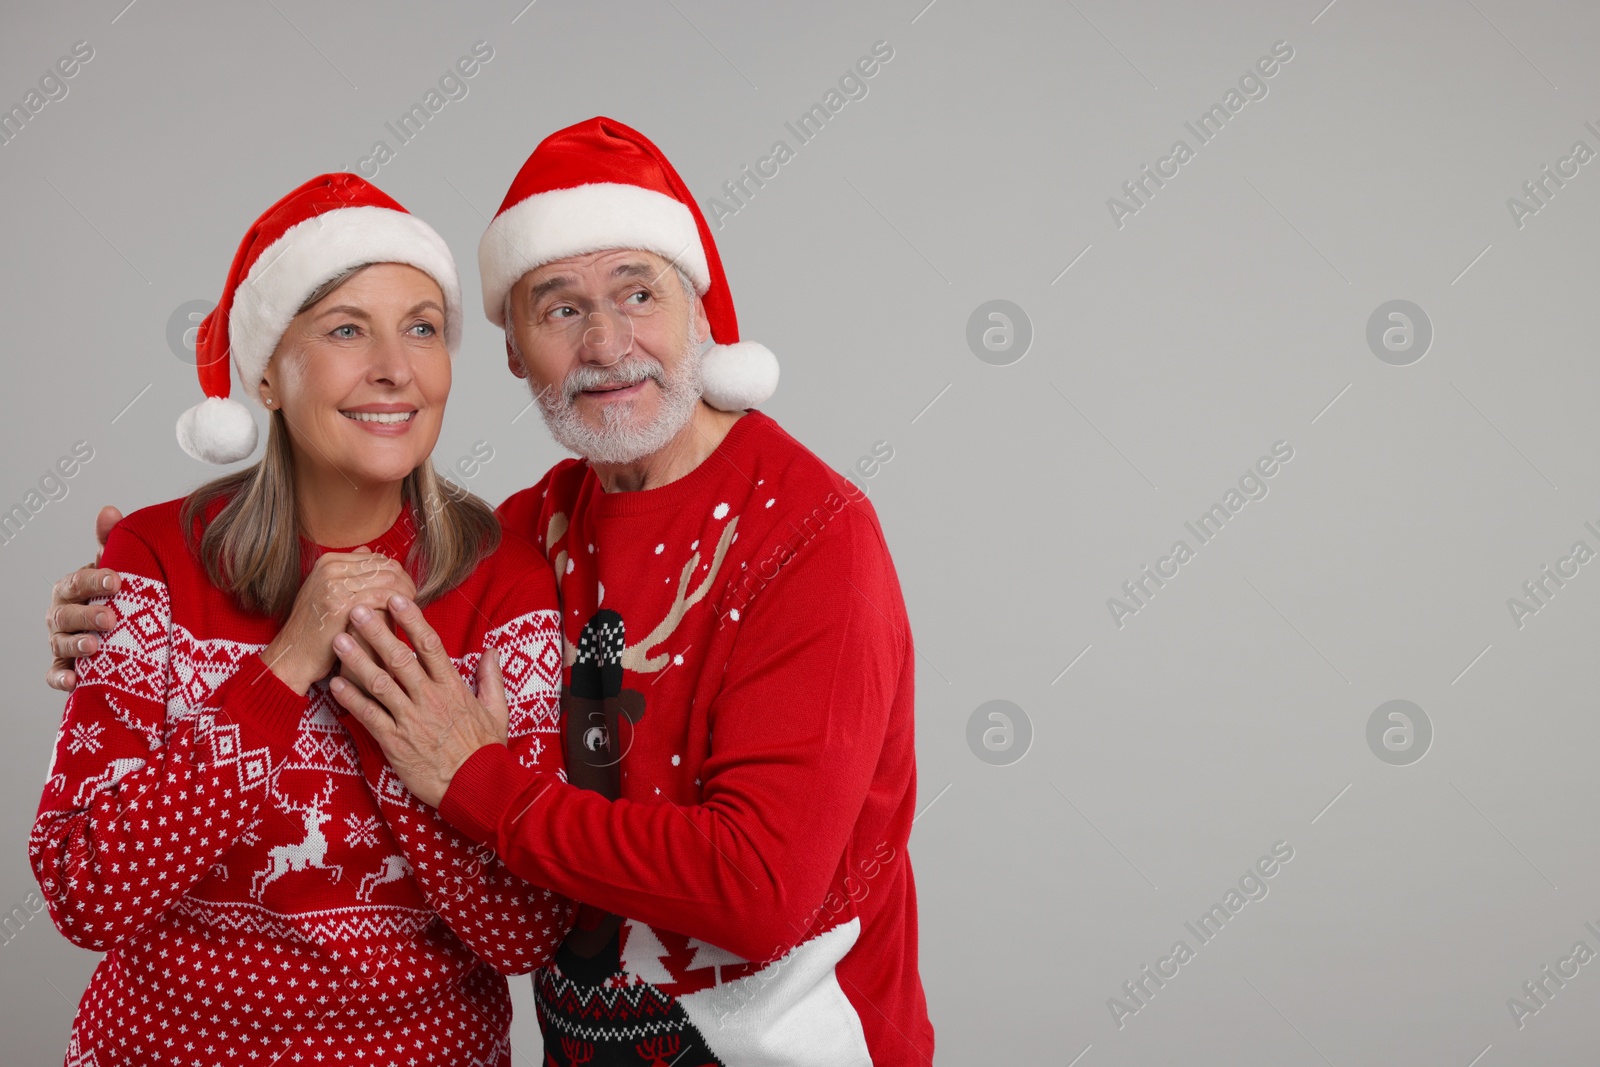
[684,937,743,986]
[620,918,675,985]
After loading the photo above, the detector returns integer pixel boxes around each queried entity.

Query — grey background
[2,1,1598,1063]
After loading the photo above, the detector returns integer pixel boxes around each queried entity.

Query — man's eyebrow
[528,274,575,301]
[527,261,660,301]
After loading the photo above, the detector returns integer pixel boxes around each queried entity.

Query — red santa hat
[179,172,463,465]
[477,116,778,412]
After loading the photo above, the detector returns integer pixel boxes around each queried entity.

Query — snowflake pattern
[67,722,104,755]
[344,813,382,849]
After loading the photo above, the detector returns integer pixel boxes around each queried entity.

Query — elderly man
[45,117,933,1066]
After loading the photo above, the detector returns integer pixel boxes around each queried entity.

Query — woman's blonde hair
[180,264,499,618]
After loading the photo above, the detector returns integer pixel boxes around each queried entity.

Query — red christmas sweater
[30,495,575,1067]
[441,409,935,1067]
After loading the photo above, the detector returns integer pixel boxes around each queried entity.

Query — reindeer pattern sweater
[30,497,575,1067]
[443,410,935,1067]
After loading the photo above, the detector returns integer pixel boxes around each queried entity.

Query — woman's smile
[340,403,420,436]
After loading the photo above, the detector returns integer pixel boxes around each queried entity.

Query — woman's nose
[367,331,415,385]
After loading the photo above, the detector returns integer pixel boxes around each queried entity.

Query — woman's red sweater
[30,496,574,1067]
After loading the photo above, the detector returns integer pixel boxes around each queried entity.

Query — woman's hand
[262,550,417,695]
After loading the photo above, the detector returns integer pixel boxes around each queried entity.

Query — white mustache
[562,359,662,401]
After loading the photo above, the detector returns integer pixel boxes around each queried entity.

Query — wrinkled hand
[46,505,123,691]
[328,595,509,808]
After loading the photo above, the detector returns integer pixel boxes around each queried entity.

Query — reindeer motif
[251,776,342,901]
[356,854,412,902]
[546,510,739,673]
[556,1035,594,1065]
[545,511,739,966]
[634,1035,682,1067]
[72,757,147,807]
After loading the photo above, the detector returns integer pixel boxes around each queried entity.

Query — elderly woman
[29,173,573,1066]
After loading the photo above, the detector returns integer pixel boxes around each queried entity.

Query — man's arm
[46,505,123,691]
[334,511,908,964]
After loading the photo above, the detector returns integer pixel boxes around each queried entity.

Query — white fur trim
[478,182,709,325]
[228,206,463,392]
[701,341,778,411]
[677,918,871,1066]
[176,396,259,464]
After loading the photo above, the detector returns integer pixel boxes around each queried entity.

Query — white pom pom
[701,341,778,412]
[176,397,259,464]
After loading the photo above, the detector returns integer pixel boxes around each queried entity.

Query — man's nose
[580,305,633,365]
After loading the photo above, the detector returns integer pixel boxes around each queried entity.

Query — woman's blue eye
[332,325,358,339]
[410,322,436,336]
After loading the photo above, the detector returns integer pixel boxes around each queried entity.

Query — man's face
[504,248,710,464]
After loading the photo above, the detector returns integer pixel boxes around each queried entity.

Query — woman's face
[259,263,450,489]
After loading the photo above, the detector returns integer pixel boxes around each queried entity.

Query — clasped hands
[328,596,510,809]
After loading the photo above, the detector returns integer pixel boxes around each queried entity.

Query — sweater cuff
[217,651,310,748]
[342,714,387,776]
[440,742,541,846]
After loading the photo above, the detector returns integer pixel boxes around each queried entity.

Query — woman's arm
[343,607,575,975]
[28,525,306,951]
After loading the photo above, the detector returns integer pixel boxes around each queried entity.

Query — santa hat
[477,116,778,412]
[179,172,463,465]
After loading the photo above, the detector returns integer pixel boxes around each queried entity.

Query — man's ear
[504,334,527,379]
[692,295,711,347]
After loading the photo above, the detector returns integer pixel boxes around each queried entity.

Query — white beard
[534,327,707,466]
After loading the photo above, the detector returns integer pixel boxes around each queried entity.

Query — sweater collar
[300,503,417,570]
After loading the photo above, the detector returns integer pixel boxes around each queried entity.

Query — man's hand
[328,596,509,808]
[46,505,123,691]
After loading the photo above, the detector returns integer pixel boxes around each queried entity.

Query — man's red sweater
[443,409,935,1066]
[30,497,575,1067]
